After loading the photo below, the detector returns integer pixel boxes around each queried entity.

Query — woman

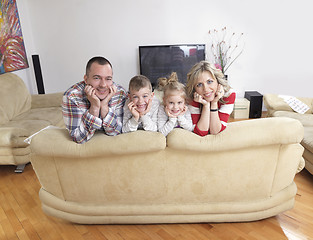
[186,61,236,136]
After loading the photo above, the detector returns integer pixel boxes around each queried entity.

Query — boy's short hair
[129,75,152,92]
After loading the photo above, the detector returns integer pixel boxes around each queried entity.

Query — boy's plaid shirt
[62,81,127,143]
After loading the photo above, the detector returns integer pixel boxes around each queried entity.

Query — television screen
[139,44,205,88]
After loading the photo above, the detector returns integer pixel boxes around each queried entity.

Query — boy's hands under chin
[128,97,153,122]
[128,101,140,122]
[139,98,153,117]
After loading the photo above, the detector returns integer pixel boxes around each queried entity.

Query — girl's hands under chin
[165,106,177,118]
[178,105,188,116]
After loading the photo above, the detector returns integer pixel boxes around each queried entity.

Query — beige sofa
[0,73,64,172]
[30,117,304,224]
[264,94,313,175]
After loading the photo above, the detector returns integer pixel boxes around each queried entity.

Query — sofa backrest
[0,73,31,125]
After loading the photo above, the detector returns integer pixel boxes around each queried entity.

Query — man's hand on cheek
[85,85,100,105]
[104,85,117,103]
[85,85,101,117]
[100,85,117,118]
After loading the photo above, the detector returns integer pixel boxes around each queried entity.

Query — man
[62,56,127,143]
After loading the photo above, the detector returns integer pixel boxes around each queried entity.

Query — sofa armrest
[31,92,63,109]
[167,117,304,152]
[0,127,30,147]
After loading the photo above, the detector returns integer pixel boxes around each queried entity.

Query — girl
[186,61,236,136]
[157,72,193,136]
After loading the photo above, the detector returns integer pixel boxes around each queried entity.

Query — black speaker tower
[244,91,263,118]
[32,55,45,94]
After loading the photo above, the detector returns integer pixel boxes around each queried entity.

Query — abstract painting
[0,0,28,74]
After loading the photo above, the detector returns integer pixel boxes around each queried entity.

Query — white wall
[14,0,37,94]
[15,0,313,98]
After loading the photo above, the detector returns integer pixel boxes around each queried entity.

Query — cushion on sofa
[12,107,64,128]
[302,128,313,154]
[264,94,313,114]
[31,129,166,158]
[31,92,63,109]
[166,117,304,152]
[272,111,313,127]
[0,73,31,124]
[2,119,53,136]
[0,127,30,147]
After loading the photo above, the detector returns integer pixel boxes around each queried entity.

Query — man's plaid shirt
[62,81,127,143]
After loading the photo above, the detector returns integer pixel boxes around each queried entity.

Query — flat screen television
[139,44,205,89]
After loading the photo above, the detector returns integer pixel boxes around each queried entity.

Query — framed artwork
[0,0,28,74]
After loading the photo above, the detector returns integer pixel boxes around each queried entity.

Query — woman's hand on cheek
[194,92,208,105]
[213,84,224,103]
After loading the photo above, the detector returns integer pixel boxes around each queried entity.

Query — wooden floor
[1,162,313,240]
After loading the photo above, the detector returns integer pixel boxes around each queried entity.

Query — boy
[122,75,159,133]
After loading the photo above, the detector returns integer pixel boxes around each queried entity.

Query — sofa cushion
[264,94,313,114]
[302,127,313,154]
[273,111,313,127]
[13,107,63,127]
[2,119,53,136]
[0,73,31,124]
[31,129,166,158]
[166,117,304,152]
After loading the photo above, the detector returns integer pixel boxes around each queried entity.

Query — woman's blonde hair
[186,61,231,101]
[157,72,187,102]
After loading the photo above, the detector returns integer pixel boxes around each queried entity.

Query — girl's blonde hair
[186,61,231,101]
[157,72,187,102]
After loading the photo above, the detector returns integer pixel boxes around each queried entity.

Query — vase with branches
[207,27,244,76]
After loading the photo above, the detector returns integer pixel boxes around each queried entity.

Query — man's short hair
[86,56,112,75]
[129,75,152,92]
